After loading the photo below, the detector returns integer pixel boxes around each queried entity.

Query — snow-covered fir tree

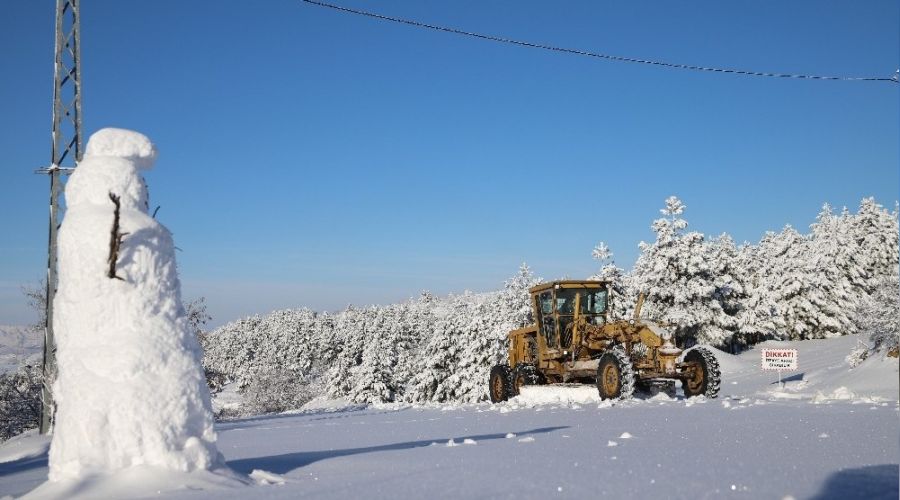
[705,233,747,335]
[848,198,899,294]
[404,293,493,403]
[735,231,786,342]
[323,305,367,398]
[803,204,866,338]
[629,196,739,345]
[203,266,538,410]
[200,196,898,413]
[589,243,630,319]
[497,263,541,330]
[849,270,900,365]
[348,306,399,403]
[402,317,453,403]
[741,226,819,340]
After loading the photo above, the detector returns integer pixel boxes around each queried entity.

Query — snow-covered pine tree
[257,309,316,377]
[388,299,426,401]
[323,305,368,398]
[589,243,631,319]
[806,204,864,338]
[445,297,503,402]
[348,306,399,403]
[402,266,538,403]
[734,234,782,344]
[447,266,541,402]
[629,196,737,346]
[0,364,41,442]
[197,197,900,414]
[743,216,862,341]
[202,314,264,389]
[847,198,899,295]
[852,270,900,362]
[750,226,823,340]
[498,263,540,330]
[403,293,472,403]
[390,294,436,398]
[705,233,748,349]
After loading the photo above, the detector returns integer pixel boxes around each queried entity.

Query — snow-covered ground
[1,335,897,499]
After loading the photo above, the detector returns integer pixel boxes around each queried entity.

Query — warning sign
[761,348,798,371]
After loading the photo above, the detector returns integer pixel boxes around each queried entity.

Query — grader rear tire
[489,365,514,403]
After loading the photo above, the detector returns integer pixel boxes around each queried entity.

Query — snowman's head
[65,128,158,211]
[84,128,157,170]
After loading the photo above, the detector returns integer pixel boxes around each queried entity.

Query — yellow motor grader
[489,280,721,402]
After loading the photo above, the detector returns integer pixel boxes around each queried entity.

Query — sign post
[760,348,798,388]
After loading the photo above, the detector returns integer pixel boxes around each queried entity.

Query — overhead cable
[302,0,899,84]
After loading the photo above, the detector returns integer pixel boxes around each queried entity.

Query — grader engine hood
[642,322,682,356]
[637,322,682,375]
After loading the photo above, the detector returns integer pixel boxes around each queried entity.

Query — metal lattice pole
[37,0,82,435]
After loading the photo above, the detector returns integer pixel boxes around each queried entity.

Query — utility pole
[37,0,83,435]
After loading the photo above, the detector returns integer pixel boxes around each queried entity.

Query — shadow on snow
[770,372,805,385]
[0,454,48,477]
[215,405,395,431]
[226,426,570,475]
[810,464,898,500]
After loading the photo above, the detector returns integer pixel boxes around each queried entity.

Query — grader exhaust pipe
[633,292,646,321]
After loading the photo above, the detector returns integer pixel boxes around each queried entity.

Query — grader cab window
[539,291,556,348]
[581,289,609,315]
[556,288,608,316]
[540,293,553,315]
[556,295,573,314]
[557,287,608,348]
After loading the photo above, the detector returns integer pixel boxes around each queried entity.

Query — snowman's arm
[107,192,128,281]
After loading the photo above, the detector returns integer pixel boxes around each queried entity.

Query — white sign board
[761,348,798,371]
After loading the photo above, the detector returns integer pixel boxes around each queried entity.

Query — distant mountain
[0,325,42,374]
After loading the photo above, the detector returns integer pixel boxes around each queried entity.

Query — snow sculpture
[49,128,221,480]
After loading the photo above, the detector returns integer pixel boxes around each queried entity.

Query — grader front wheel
[596,350,636,400]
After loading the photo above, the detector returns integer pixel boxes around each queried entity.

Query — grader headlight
[659,352,678,375]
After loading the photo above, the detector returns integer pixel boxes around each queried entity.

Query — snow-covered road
[1,336,897,499]
[220,400,898,499]
[5,399,896,499]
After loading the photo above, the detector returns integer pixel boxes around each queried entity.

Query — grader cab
[489,280,721,402]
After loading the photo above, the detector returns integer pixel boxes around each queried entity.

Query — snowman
[49,128,221,480]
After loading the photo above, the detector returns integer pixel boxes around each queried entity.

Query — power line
[302,0,899,85]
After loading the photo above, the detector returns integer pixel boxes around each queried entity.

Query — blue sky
[1,1,897,327]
